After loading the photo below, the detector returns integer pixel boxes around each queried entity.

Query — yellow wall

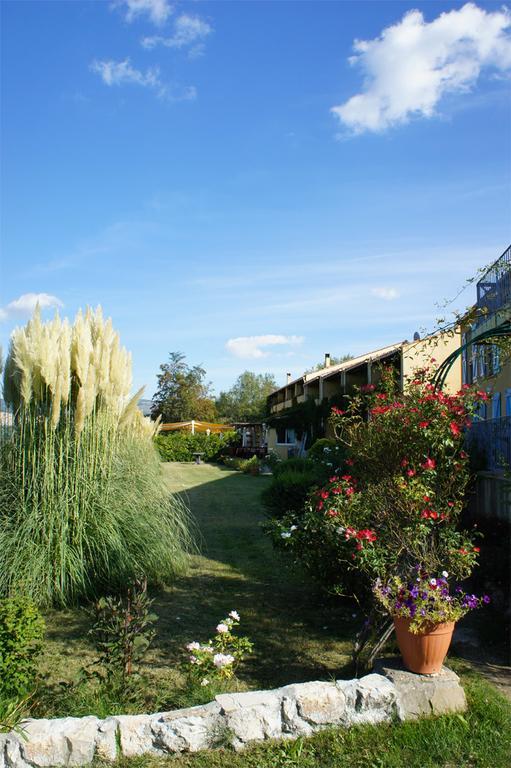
[402,330,462,394]
[266,428,293,460]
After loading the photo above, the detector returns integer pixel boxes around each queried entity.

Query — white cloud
[114,0,172,26]
[0,293,63,322]
[226,334,304,359]
[142,13,212,53]
[90,58,161,89]
[332,3,511,134]
[90,58,196,101]
[371,287,399,301]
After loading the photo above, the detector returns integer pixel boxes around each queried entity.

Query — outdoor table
[192,452,204,464]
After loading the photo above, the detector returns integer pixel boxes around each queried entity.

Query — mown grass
[96,670,511,768]
[38,463,357,716]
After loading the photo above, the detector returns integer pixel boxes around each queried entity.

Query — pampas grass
[0,307,193,606]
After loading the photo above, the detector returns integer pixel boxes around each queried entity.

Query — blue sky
[1,0,510,397]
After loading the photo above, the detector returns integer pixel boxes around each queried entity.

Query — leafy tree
[151,352,216,422]
[216,371,277,422]
[305,354,354,374]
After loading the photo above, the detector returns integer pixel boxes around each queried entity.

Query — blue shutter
[492,392,501,419]
[506,389,511,417]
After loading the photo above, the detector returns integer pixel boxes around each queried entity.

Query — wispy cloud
[371,286,399,300]
[226,334,304,359]
[332,2,511,134]
[113,0,172,27]
[90,58,162,89]
[0,293,63,322]
[142,13,212,56]
[90,58,196,101]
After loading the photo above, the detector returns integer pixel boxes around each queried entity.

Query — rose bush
[266,366,488,600]
[183,611,253,689]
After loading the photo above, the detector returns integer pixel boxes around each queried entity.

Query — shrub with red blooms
[324,366,488,585]
[268,366,488,599]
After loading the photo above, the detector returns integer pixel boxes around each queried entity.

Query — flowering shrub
[324,367,488,584]
[183,611,253,688]
[267,366,489,601]
[374,568,490,633]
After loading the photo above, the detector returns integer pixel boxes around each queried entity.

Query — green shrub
[0,596,45,699]
[90,578,157,686]
[154,431,238,462]
[272,456,313,477]
[238,455,261,475]
[306,438,348,481]
[261,468,318,519]
[0,308,194,606]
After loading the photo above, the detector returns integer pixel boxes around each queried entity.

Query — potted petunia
[374,568,490,674]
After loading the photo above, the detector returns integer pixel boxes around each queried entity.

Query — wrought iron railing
[475,244,511,326]
[466,416,511,472]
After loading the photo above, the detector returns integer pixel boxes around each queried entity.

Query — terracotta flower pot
[393,616,455,674]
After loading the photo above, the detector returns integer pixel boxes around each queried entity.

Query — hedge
[154,431,239,462]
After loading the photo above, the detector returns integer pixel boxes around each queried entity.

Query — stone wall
[0,666,466,767]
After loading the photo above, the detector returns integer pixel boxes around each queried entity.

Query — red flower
[345,458,354,466]
[422,457,436,470]
[331,406,346,416]
[320,490,329,500]
[361,384,376,393]
[400,458,409,467]
[419,421,430,429]
[449,421,461,437]
[407,469,416,477]
[317,501,324,511]
[473,546,480,553]
[423,495,430,502]
[376,393,387,400]
[345,487,355,496]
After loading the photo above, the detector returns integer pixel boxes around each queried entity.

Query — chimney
[286,372,292,385]
[324,353,331,368]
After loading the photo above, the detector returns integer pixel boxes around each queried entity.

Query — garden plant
[266,366,491,663]
[0,307,193,607]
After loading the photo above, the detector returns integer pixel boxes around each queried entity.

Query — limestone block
[280,682,347,727]
[216,690,282,749]
[151,702,223,753]
[94,719,118,762]
[16,717,99,768]
[114,715,160,758]
[280,696,313,737]
[338,674,399,725]
[4,737,31,768]
[376,659,467,720]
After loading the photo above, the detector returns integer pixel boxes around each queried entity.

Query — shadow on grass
[149,464,358,687]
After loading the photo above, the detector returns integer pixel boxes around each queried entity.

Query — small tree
[216,371,276,422]
[151,352,216,422]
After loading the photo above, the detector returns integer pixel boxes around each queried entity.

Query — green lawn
[28,463,511,765]
[39,463,356,714]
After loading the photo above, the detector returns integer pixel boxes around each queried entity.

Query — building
[462,244,511,479]
[266,332,461,460]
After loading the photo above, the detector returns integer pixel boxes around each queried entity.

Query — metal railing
[475,244,511,326]
[466,416,511,472]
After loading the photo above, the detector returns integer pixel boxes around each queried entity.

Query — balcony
[474,245,511,328]
[466,416,511,473]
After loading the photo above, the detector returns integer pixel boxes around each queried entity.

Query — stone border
[0,666,466,767]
